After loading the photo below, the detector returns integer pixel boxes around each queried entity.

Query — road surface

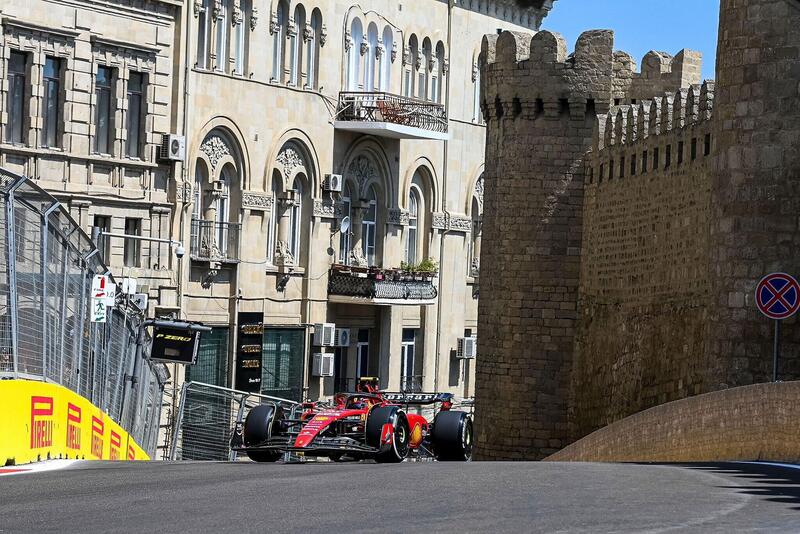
[1,461,800,532]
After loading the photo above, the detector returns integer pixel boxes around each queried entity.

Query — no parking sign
[755,272,800,382]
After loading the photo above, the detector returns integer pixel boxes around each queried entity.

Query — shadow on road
[671,462,800,512]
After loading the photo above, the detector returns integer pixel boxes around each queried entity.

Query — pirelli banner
[0,380,149,466]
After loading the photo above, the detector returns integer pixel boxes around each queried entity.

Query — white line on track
[0,460,77,476]
[737,461,800,470]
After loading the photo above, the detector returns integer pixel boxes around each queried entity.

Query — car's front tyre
[243,404,282,463]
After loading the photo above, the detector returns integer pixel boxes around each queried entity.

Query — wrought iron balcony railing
[400,375,424,393]
[327,268,438,303]
[336,92,448,137]
[190,219,241,263]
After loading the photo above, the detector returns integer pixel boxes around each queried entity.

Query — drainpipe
[433,0,455,393]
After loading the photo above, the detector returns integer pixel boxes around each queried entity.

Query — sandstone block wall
[573,83,715,437]
[547,381,800,463]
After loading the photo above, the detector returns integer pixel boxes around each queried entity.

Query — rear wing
[381,392,454,405]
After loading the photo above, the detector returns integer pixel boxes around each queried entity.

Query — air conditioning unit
[159,134,186,162]
[457,337,477,359]
[312,352,335,377]
[313,323,336,346]
[130,293,149,312]
[323,174,343,193]
[334,328,351,347]
[212,180,224,192]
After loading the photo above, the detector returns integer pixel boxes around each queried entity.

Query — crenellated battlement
[480,29,703,124]
[594,80,715,154]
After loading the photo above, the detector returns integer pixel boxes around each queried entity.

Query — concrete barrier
[0,380,149,466]
[546,381,800,463]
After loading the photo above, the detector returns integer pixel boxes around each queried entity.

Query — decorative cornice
[387,208,410,226]
[242,192,273,211]
[313,199,343,219]
[200,135,231,171]
[432,212,472,233]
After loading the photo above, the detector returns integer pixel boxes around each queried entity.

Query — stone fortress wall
[475,0,800,460]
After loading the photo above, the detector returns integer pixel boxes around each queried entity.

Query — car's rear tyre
[366,406,410,463]
[243,404,282,463]
[432,410,473,461]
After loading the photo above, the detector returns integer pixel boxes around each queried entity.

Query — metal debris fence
[0,167,167,456]
[169,381,299,461]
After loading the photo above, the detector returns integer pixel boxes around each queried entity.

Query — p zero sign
[150,326,200,364]
[755,273,800,320]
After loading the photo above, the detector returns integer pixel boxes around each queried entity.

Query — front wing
[233,435,380,456]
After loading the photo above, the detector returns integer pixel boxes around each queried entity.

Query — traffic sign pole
[773,319,780,382]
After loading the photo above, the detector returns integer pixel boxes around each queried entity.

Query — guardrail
[189,218,241,262]
[0,167,167,457]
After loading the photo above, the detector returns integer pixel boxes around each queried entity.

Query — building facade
[475,0,800,460]
[177,0,555,403]
[0,0,183,308]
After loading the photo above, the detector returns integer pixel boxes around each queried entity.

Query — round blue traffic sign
[755,273,800,320]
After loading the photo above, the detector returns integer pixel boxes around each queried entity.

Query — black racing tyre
[366,406,410,463]
[243,405,282,463]
[432,410,473,461]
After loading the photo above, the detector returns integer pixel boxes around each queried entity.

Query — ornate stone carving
[442,58,450,75]
[269,13,279,34]
[391,42,398,63]
[472,62,478,83]
[276,147,305,178]
[232,5,242,25]
[347,155,377,195]
[387,208,410,226]
[431,212,473,233]
[350,248,368,268]
[429,57,438,72]
[319,24,328,47]
[250,5,258,30]
[212,0,223,20]
[303,24,314,42]
[178,182,193,203]
[275,240,294,266]
[286,20,297,38]
[313,199,343,219]
[360,39,369,56]
[344,30,351,52]
[375,43,385,59]
[402,45,410,66]
[242,192,274,211]
[414,54,422,71]
[470,257,480,278]
[474,175,484,208]
[194,0,203,17]
[200,135,231,171]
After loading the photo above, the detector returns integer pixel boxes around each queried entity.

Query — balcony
[334,92,449,141]
[327,265,438,306]
[190,219,241,263]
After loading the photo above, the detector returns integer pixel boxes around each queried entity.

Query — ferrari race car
[231,379,473,463]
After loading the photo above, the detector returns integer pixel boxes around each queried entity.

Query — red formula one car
[231,379,473,463]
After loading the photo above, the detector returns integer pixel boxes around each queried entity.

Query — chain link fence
[169,382,299,461]
[0,167,167,457]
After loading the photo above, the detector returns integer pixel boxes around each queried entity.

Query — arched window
[193,162,207,221]
[435,42,446,104]
[404,35,418,97]
[469,196,481,276]
[272,1,289,82]
[362,185,377,266]
[339,182,353,264]
[380,26,393,91]
[472,54,481,122]
[420,38,432,100]
[406,187,420,265]
[233,0,250,75]
[307,9,322,89]
[289,177,303,260]
[366,23,379,91]
[269,174,281,262]
[347,18,363,90]
[214,0,232,72]
[216,163,234,250]
[290,5,305,86]
[196,0,212,68]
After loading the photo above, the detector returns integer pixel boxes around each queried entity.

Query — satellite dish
[340,216,351,233]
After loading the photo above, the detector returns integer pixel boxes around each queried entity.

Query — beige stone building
[0,0,183,305]
[178,0,556,402]
[0,0,556,407]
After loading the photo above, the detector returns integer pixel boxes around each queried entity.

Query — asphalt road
[2,460,800,533]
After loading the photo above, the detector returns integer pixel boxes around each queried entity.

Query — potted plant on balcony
[416,258,439,282]
[369,266,385,281]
